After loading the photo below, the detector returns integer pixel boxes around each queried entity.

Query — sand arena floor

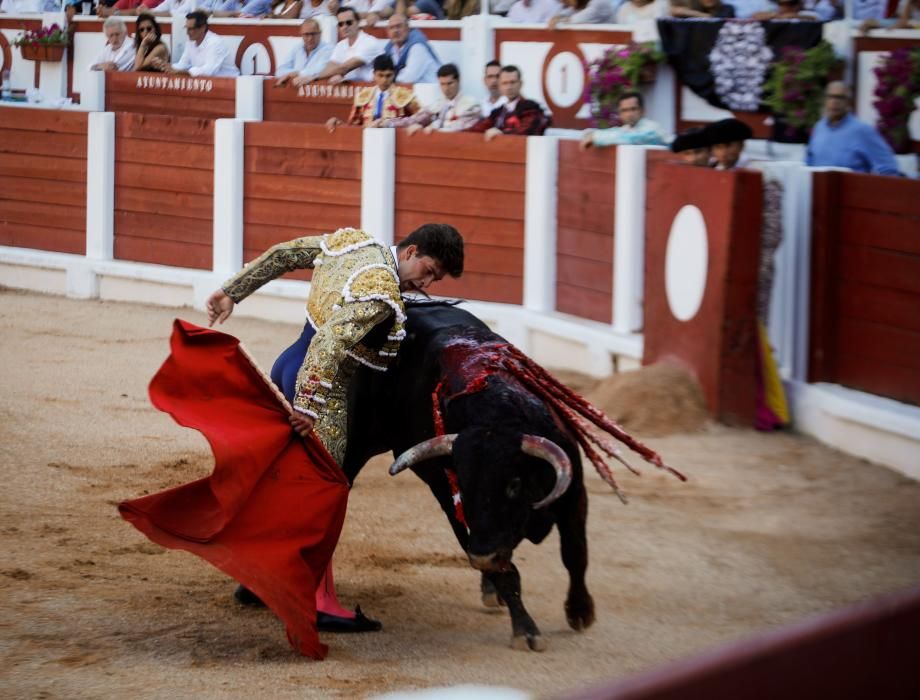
[1,289,919,699]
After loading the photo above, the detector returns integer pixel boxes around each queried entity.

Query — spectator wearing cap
[805,81,900,176]
[670,127,712,166]
[152,11,240,76]
[302,5,383,85]
[383,14,440,85]
[326,53,419,132]
[580,92,667,149]
[387,63,482,134]
[704,118,753,170]
[90,17,136,72]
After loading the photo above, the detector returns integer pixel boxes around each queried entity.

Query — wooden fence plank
[395,156,525,192]
[244,146,362,180]
[115,187,213,220]
[245,122,362,151]
[556,283,612,323]
[837,281,920,334]
[0,198,85,231]
[394,212,524,249]
[396,183,524,220]
[836,318,920,371]
[245,172,361,206]
[115,140,214,168]
[115,162,213,196]
[838,244,920,295]
[115,236,211,270]
[433,271,522,305]
[115,113,215,144]
[556,255,613,292]
[107,94,233,119]
[556,227,614,259]
[244,198,359,230]
[0,108,88,134]
[114,210,212,244]
[840,209,920,256]
[0,129,87,159]
[838,172,920,217]
[0,175,86,208]
[0,152,86,182]
[395,130,527,164]
[0,220,84,254]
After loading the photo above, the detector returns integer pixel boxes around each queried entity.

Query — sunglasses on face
[139,26,153,33]
[337,19,355,27]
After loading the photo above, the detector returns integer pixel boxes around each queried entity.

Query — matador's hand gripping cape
[118,319,349,659]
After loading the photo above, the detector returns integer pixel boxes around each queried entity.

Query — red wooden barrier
[113,113,214,269]
[263,81,359,124]
[643,161,763,424]
[105,72,236,120]
[556,141,616,323]
[242,122,362,280]
[394,130,526,305]
[0,107,88,255]
[809,171,920,405]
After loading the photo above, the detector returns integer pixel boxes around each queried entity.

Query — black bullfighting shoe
[233,584,266,607]
[316,606,382,633]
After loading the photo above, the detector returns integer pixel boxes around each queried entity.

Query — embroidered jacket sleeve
[293,267,401,418]
[502,101,549,135]
[437,95,482,132]
[221,235,323,303]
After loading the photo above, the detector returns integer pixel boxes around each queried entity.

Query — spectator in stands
[267,0,303,16]
[755,0,820,19]
[133,14,170,72]
[387,63,481,133]
[506,0,562,23]
[302,6,383,85]
[580,91,667,148]
[469,65,550,141]
[704,118,753,170]
[196,0,243,12]
[383,14,440,84]
[99,0,163,17]
[615,0,669,23]
[548,0,615,27]
[90,17,136,72]
[670,0,736,18]
[151,11,240,76]
[444,0,480,19]
[301,0,333,18]
[0,0,41,11]
[151,0,198,15]
[805,81,900,176]
[480,60,506,120]
[727,0,772,17]
[670,127,711,166]
[326,53,419,131]
[276,19,333,86]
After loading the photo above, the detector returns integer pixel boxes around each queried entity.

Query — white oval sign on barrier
[665,204,708,322]
[544,51,585,110]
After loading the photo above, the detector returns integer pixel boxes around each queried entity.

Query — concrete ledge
[792,381,920,481]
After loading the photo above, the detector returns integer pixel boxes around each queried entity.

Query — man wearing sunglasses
[298,5,384,85]
[275,18,334,87]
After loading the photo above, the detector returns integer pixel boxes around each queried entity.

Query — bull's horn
[389,434,458,476]
[522,435,572,509]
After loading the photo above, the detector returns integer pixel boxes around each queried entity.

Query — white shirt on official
[0,0,41,11]
[92,38,136,72]
[481,94,506,119]
[173,30,240,77]
[506,0,563,22]
[387,41,439,84]
[329,30,383,83]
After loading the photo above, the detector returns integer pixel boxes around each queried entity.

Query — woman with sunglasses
[133,14,170,72]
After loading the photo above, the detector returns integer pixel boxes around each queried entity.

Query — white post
[86,111,114,261]
[40,12,68,99]
[612,145,652,334]
[790,166,815,383]
[80,70,105,112]
[460,13,495,101]
[523,135,558,313]
[235,75,263,121]
[212,119,244,276]
[361,127,395,246]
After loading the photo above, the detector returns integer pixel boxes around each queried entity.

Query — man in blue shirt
[275,18,334,87]
[806,81,901,176]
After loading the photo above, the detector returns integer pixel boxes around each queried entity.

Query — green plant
[12,24,70,49]
[763,40,840,137]
[585,42,664,128]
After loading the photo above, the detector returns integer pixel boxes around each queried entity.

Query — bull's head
[389,429,573,572]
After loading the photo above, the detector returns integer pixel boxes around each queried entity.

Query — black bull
[341,303,595,651]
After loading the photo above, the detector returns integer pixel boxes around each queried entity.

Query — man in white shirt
[580,91,667,148]
[383,14,439,84]
[153,0,198,16]
[276,18,334,86]
[506,0,563,22]
[480,60,506,118]
[303,5,383,85]
[90,17,136,73]
[153,11,240,77]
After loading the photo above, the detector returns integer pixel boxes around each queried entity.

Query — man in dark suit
[468,65,550,140]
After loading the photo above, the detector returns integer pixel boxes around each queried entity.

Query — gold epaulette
[321,227,374,255]
[390,86,416,108]
[354,86,376,106]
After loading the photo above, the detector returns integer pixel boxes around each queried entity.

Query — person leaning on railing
[133,13,170,71]
[90,17,136,72]
[548,0,615,28]
[151,10,240,76]
[669,0,735,18]
[274,17,334,86]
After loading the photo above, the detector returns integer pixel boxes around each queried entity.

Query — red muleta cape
[118,319,349,659]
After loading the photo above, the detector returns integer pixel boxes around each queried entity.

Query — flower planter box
[19,44,66,63]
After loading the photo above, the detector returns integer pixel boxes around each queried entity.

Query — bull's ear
[505,476,522,501]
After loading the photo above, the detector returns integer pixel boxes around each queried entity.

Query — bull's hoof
[511,633,546,652]
[565,593,595,631]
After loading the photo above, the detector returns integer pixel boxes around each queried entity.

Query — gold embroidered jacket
[348,85,419,127]
[221,228,405,464]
